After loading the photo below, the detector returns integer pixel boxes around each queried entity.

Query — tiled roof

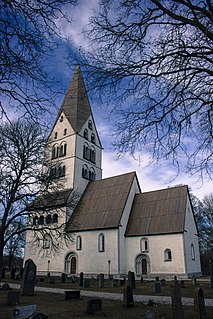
[58,65,92,133]
[67,172,136,231]
[28,189,73,210]
[125,185,188,236]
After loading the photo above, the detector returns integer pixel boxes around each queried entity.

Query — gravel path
[4,283,213,307]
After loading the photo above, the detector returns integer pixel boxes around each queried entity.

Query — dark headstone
[180,280,185,288]
[141,276,144,283]
[171,282,184,319]
[86,299,102,314]
[79,272,84,286]
[48,277,55,284]
[112,279,119,287]
[1,266,6,279]
[161,279,166,286]
[28,313,48,319]
[20,259,36,296]
[128,271,135,289]
[83,278,90,288]
[11,267,16,279]
[65,290,80,300]
[1,283,12,290]
[61,272,66,283]
[155,282,161,293]
[13,305,36,319]
[99,273,104,288]
[6,291,20,306]
[155,277,159,281]
[174,276,177,281]
[194,288,207,319]
[123,285,134,308]
[143,310,157,319]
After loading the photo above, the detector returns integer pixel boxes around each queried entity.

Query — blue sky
[4,0,212,200]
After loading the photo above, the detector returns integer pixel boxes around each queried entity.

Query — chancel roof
[58,65,92,133]
[67,172,136,231]
[125,185,188,236]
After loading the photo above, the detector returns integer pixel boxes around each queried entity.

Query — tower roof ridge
[59,65,92,132]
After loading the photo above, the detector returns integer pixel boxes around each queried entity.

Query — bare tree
[82,0,213,179]
[0,120,78,277]
[0,0,77,119]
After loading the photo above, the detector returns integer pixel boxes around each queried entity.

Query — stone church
[24,65,201,279]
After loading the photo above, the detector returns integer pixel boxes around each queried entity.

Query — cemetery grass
[1,275,213,319]
[1,289,213,319]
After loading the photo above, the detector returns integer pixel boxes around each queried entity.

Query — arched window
[60,115,63,122]
[54,132,58,139]
[63,143,67,156]
[64,128,67,136]
[89,167,95,181]
[50,167,57,179]
[62,165,66,177]
[52,144,59,159]
[83,143,90,160]
[43,234,51,249]
[90,146,96,163]
[191,243,195,260]
[88,120,93,129]
[33,216,39,226]
[82,164,89,179]
[91,133,95,144]
[98,233,105,252]
[46,214,52,225]
[76,236,82,250]
[53,214,58,224]
[39,216,44,225]
[164,249,172,261]
[84,129,88,139]
[141,238,149,252]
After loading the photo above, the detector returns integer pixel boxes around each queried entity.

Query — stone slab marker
[128,271,135,289]
[171,282,184,319]
[20,259,36,296]
[99,273,104,288]
[194,288,207,319]
[79,272,84,286]
[123,285,134,308]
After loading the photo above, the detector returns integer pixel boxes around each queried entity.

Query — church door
[70,256,76,274]
[142,258,147,275]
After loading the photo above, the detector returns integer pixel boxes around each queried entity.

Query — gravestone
[28,313,48,319]
[6,291,20,305]
[61,272,66,283]
[192,276,197,285]
[13,305,37,319]
[128,271,135,289]
[20,259,37,296]
[155,282,161,293]
[86,299,102,314]
[171,282,184,319]
[83,278,90,288]
[11,267,16,279]
[112,279,119,287]
[79,272,84,286]
[123,285,134,308]
[99,273,104,288]
[143,310,157,319]
[180,280,185,288]
[1,283,11,290]
[194,288,207,319]
[65,290,80,300]
[48,277,54,284]
[161,279,166,286]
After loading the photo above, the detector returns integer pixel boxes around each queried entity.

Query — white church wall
[126,233,187,277]
[183,195,201,276]
[66,229,118,275]
[118,175,140,275]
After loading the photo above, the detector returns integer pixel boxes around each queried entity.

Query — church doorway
[135,254,150,275]
[65,252,77,274]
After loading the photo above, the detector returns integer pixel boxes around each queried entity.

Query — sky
[48,0,212,201]
[3,0,212,201]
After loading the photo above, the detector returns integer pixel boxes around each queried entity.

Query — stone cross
[20,259,36,296]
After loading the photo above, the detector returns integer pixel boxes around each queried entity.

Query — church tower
[46,65,102,195]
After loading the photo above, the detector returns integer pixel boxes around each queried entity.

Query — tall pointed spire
[59,65,92,133]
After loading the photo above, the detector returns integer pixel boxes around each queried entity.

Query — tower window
[46,214,52,225]
[43,235,51,249]
[91,133,96,144]
[88,120,93,130]
[60,116,63,122]
[54,132,58,139]
[141,238,149,252]
[89,167,95,181]
[83,143,90,160]
[82,164,89,179]
[90,147,96,163]
[76,236,82,250]
[64,128,67,135]
[84,129,88,139]
[53,214,58,224]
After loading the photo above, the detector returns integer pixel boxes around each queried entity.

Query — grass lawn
[1,274,213,319]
